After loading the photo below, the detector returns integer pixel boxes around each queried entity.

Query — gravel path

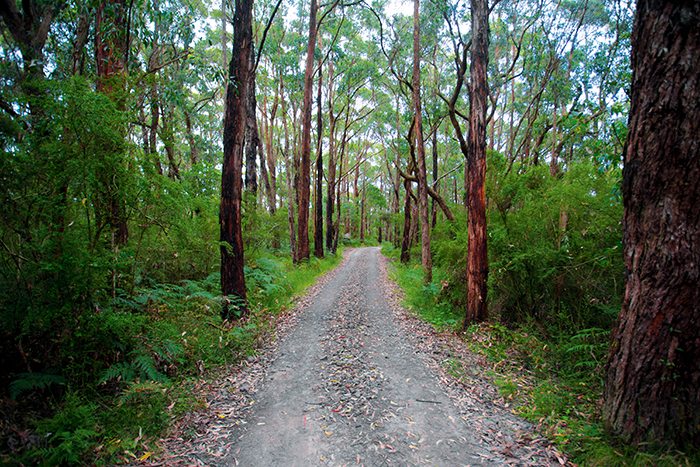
[159,247,563,466]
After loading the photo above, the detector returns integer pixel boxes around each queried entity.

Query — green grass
[383,244,462,330]
[383,249,700,466]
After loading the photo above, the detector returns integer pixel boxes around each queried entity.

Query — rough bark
[602,0,700,447]
[220,0,253,320]
[296,0,319,262]
[463,0,489,327]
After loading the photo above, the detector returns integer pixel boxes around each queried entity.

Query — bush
[430,154,623,334]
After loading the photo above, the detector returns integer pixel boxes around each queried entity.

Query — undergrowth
[382,244,699,466]
[2,250,341,465]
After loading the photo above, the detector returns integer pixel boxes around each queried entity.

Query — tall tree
[602,0,699,447]
[245,45,259,194]
[463,0,490,326]
[96,0,130,246]
[314,54,324,258]
[412,0,432,283]
[220,0,254,320]
[296,0,319,262]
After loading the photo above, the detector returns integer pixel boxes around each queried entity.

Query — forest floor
[153,247,567,466]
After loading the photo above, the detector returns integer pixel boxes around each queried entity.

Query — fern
[99,362,137,385]
[9,373,66,399]
[133,354,168,383]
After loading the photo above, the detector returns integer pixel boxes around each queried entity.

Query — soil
[156,247,565,466]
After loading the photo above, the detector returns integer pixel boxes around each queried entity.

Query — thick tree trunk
[463,0,489,327]
[297,0,319,262]
[220,0,253,320]
[602,0,700,447]
[314,57,324,258]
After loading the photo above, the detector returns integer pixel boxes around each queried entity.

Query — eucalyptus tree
[220,0,254,320]
[411,0,433,283]
[603,0,699,447]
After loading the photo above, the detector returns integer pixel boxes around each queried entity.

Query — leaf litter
[147,248,569,466]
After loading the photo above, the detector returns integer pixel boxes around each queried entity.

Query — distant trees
[220,0,254,320]
[603,0,699,447]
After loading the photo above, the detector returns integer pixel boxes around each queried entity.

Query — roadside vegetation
[383,157,698,466]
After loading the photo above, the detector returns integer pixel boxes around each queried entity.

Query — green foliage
[29,393,99,466]
[9,373,67,400]
[385,257,461,329]
[429,155,623,334]
[460,324,700,466]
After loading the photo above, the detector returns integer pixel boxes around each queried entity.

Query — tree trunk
[220,0,253,320]
[431,124,439,228]
[400,178,413,264]
[314,56,324,258]
[412,0,432,284]
[360,178,366,243]
[149,82,163,175]
[281,79,297,259]
[184,110,199,166]
[602,0,700,447]
[96,0,129,246]
[261,92,278,214]
[463,0,489,327]
[297,0,319,263]
[71,8,90,75]
[245,45,259,195]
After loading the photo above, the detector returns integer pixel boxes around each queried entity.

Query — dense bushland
[430,153,623,332]
[385,154,656,464]
[0,78,340,464]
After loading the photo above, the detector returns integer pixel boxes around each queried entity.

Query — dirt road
[162,247,561,466]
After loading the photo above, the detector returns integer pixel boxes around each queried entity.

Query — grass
[5,249,343,465]
[382,244,700,466]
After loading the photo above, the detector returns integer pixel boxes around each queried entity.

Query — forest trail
[161,247,562,466]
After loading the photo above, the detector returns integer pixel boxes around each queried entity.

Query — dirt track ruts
[160,247,563,466]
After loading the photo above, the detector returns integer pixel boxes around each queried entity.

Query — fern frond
[9,373,66,399]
